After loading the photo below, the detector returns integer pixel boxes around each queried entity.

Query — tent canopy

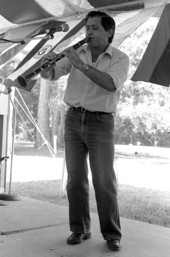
[0,0,162,45]
[0,0,170,88]
[132,3,170,87]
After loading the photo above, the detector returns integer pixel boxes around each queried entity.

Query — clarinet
[17,37,90,88]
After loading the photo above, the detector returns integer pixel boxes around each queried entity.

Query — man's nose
[87,27,93,34]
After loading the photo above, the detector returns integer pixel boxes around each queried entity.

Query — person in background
[41,10,129,251]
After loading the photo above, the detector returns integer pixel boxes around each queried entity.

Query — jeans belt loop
[81,107,86,112]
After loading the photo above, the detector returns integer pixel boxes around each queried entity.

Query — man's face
[85,16,111,48]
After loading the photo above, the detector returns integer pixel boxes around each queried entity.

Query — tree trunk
[57,106,65,148]
[35,78,51,148]
[51,110,59,142]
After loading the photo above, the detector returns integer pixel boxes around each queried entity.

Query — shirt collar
[82,44,114,58]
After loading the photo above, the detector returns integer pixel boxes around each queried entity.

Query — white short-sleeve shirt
[53,44,129,113]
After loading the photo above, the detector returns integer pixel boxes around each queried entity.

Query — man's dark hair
[85,11,116,43]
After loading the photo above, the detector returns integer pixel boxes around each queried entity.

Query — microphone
[54,23,69,33]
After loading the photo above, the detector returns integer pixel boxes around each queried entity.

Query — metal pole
[8,100,16,195]
[59,151,66,197]
[4,91,11,193]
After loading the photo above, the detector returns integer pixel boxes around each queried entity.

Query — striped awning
[132,3,170,87]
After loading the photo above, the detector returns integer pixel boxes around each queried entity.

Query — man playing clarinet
[41,10,129,251]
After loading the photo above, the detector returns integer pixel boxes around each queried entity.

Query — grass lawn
[8,143,170,228]
[10,180,170,228]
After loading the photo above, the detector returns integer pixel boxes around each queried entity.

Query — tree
[49,76,67,148]
[113,18,170,147]
[119,17,158,78]
[115,81,170,146]
[35,78,51,148]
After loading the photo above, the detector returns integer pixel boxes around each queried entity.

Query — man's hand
[40,52,57,79]
[62,47,83,70]
[41,52,57,70]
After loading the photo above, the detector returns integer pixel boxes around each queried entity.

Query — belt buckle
[81,107,86,112]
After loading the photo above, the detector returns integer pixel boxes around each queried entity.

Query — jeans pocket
[66,107,73,120]
[97,113,114,124]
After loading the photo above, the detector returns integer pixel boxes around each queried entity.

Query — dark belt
[70,106,111,115]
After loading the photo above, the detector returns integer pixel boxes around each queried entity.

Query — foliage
[115,81,170,146]
[119,17,158,77]
[114,18,170,147]
[14,77,67,146]
[50,75,68,109]
[14,81,40,141]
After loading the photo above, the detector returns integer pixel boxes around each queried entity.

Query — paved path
[0,197,170,257]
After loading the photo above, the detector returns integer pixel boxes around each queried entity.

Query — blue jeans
[64,107,121,240]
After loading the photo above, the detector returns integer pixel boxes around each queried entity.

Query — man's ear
[108,28,114,38]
